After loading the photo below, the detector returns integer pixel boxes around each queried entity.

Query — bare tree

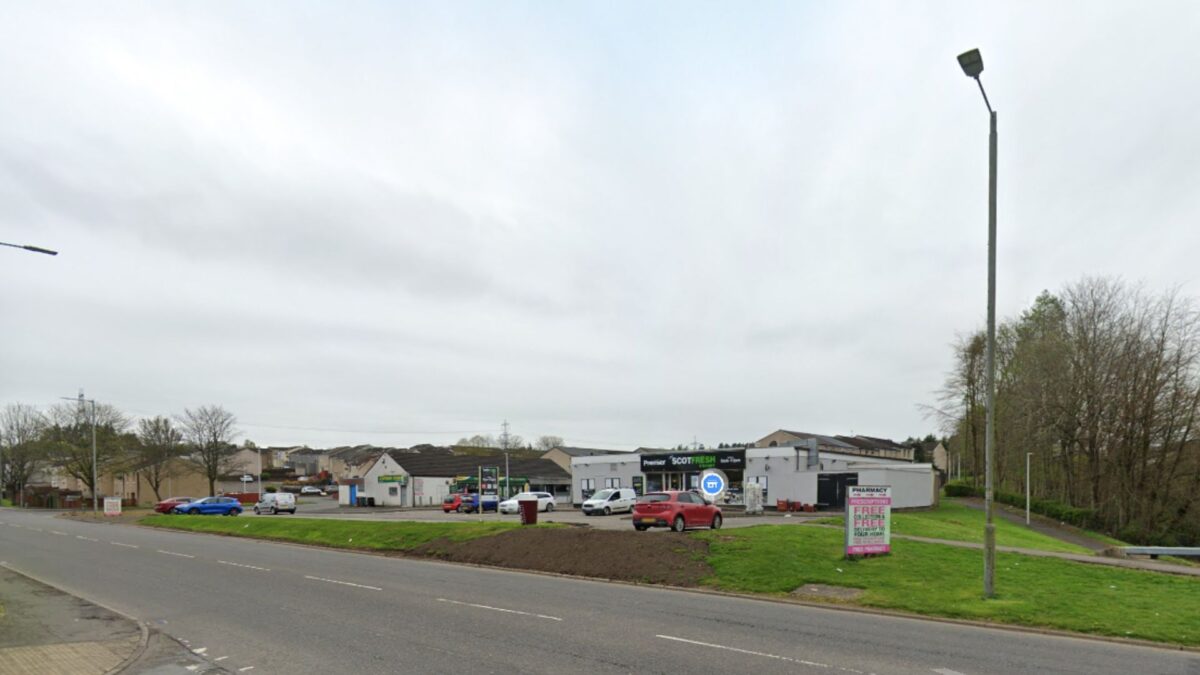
[536,435,564,452]
[133,416,185,501]
[178,405,240,497]
[42,402,131,500]
[1,403,48,504]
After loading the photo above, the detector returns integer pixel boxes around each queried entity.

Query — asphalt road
[1,508,1196,675]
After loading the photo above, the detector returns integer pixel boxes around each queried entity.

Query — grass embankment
[141,514,519,551]
[697,525,1199,646]
[817,500,1092,554]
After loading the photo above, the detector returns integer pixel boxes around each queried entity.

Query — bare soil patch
[790,583,863,602]
[59,511,152,525]
[412,527,713,586]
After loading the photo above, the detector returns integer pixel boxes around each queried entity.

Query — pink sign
[845,486,892,555]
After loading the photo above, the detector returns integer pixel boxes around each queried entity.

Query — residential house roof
[381,450,571,483]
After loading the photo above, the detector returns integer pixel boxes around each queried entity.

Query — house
[359,449,572,507]
[755,429,915,462]
[540,446,630,472]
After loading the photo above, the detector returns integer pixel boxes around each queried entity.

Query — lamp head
[957,49,984,78]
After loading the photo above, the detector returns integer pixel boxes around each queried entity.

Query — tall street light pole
[1026,452,1033,525]
[0,241,58,256]
[958,47,998,599]
[61,391,99,514]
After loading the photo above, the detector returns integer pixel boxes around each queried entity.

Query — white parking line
[156,550,195,559]
[111,542,139,548]
[76,535,99,542]
[656,635,841,670]
[437,597,563,621]
[218,560,270,572]
[303,575,382,591]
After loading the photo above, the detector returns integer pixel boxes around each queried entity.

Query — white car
[253,492,297,515]
[581,488,637,515]
[498,492,556,514]
[300,486,326,495]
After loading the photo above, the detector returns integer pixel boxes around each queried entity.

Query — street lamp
[61,392,99,514]
[1,241,58,256]
[1026,452,1033,525]
[958,47,999,599]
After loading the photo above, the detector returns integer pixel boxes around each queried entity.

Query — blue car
[460,494,499,514]
[173,496,244,516]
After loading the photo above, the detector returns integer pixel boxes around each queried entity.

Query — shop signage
[845,485,892,556]
[699,469,727,499]
[378,474,408,484]
[631,475,644,496]
[640,449,745,472]
[480,466,500,497]
[103,497,122,517]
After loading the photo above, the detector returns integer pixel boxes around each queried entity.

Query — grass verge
[141,514,520,550]
[697,525,1200,646]
[817,500,1092,554]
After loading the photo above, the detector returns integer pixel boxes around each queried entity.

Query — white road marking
[214,656,229,662]
[6,523,20,528]
[156,550,195,558]
[76,535,99,542]
[238,666,255,671]
[437,597,563,621]
[933,669,968,675]
[218,560,270,572]
[304,575,382,591]
[192,647,207,654]
[656,635,848,671]
[185,666,199,672]
[111,542,139,548]
[50,530,68,536]
[27,527,42,532]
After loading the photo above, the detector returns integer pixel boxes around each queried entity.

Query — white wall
[854,467,936,508]
[411,477,453,507]
[361,454,410,506]
[570,456,643,504]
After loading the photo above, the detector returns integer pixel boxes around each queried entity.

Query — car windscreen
[443,496,457,503]
[591,489,614,501]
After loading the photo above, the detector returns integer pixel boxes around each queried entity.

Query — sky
[3,2,1200,450]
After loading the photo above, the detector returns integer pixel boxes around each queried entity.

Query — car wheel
[189,508,200,515]
[603,506,611,516]
[270,506,277,515]
[289,510,296,514]
[711,514,722,530]
[672,515,685,533]
[231,508,242,516]
[634,524,648,531]
[454,505,461,513]
[545,503,554,512]
[254,507,260,515]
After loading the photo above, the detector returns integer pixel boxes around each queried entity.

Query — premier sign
[640,449,745,472]
[844,485,892,556]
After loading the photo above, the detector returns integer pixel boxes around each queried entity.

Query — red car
[632,491,722,532]
[442,493,468,513]
[154,496,193,514]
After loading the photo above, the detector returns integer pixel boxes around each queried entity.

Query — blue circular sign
[701,472,725,496]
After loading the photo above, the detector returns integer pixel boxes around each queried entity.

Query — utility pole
[1026,452,1033,525]
[500,420,511,500]
[61,390,99,514]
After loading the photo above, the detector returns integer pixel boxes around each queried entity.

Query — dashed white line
[185,666,199,672]
[27,527,42,532]
[214,656,229,662]
[437,597,563,621]
[156,549,195,559]
[192,647,207,654]
[238,666,255,672]
[111,542,139,549]
[76,535,99,542]
[304,575,382,591]
[6,523,21,528]
[50,530,68,536]
[656,634,839,670]
[218,560,270,572]
[933,669,968,675]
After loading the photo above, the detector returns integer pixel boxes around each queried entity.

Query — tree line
[932,277,1200,545]
[0,402,242,502]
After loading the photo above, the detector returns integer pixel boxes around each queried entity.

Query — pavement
[0,563,224,674]
[2,507,1199,675]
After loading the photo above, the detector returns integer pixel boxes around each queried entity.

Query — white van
[254,492,297,515]
[581,488,637,515]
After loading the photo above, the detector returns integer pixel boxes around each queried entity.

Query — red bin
[519,499,539,525]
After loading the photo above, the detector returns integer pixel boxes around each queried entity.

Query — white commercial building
[570,446,936,509]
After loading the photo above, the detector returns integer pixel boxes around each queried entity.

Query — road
[1,508,1196,675]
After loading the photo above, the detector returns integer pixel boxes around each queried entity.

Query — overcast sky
[3,2,1200,450]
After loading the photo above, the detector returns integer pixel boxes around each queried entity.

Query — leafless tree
[536,435,564,452]
[133,416,185,501]
[178,405,240,497]
[42,401,131,500]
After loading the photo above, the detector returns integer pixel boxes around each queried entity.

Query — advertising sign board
[639,449,745,472]
[844,485,892,556]
[103,497,122,517]
[480,466,499,497]
[631,475,644,496]
[377,474,408,484]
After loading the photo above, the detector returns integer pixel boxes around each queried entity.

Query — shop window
[604,477,620,489]
[581,478,595,500]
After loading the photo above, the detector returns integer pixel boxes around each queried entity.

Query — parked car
[581,488,637,516]
[442,493,470,513]
[460,494,499,514]
[154,496,193,514]
[300,486,325,495]
[174,496,244,516]
[254,492,297,515]
[632,491,722,532]
[498,492,556,514]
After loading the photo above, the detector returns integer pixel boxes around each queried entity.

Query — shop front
[639,449,746,504]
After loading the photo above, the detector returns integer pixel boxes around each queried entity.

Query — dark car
[460,493,499,514]
[173,496,244,516]
[632,491,722,532]
[154,496,193,514]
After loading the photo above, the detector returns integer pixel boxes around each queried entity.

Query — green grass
[141,514,520,550]
[0,499,12,507]
[696,525,1200,646]
[818,501,1092,554]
